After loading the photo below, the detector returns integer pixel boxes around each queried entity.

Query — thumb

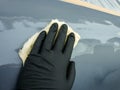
[67,61,76,88]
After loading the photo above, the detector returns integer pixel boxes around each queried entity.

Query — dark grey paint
[0,0,120,90]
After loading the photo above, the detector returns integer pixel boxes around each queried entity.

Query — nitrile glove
[17,23,76,90]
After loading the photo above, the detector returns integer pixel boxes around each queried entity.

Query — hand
[17,23,75,90]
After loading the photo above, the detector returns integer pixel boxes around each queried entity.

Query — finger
[53,24,67,51]
[63,33,75,58]
[43,23,58,50]
[30,31,46,54]
[67,61,76,88]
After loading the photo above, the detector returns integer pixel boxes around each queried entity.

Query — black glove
[17,23,76,90]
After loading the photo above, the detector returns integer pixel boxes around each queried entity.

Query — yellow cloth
[18,19,80,63]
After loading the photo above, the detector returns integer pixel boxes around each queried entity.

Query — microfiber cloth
[18,19,80,63]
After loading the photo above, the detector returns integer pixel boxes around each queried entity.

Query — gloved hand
[17,23,76,90]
